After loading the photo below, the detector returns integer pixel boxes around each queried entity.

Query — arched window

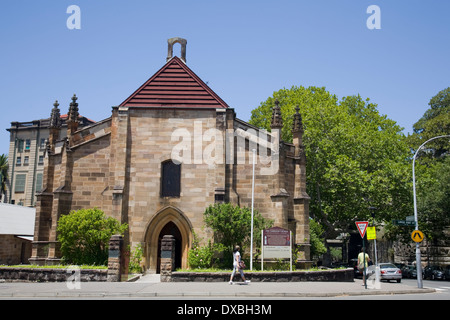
[161,160,181,197]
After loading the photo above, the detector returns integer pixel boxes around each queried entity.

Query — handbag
[239,260,246,269]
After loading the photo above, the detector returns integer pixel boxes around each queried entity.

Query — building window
[24,156,29,166]
[40,138,46,149]
[36,173,43,192]
[161,160,181,197]
[215,188,225,203]
[17,139,24,152]
[38,155,44,165]
[15,174,26,193]
[16,156,22,166]
[25,139,31,151]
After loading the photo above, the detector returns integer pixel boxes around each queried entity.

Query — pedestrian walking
[358,247,371,283]
[229,245,250,284]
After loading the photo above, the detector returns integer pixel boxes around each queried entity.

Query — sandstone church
[30,38,311,272]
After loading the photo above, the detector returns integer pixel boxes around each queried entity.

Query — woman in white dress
[229,245,250,284]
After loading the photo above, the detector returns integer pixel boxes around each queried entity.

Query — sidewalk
[0,276,435,299]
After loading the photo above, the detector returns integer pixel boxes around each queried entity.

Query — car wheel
[397,279,401,283]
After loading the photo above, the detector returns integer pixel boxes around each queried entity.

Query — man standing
[358,248,370,283]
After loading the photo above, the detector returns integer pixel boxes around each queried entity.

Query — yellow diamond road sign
[411,230,424,243]
[367,227,376,240]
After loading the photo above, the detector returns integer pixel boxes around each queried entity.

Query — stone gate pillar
[107,234,127,282]
[160,235,175,282]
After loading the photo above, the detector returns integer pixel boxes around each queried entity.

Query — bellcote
[166,37,187,63]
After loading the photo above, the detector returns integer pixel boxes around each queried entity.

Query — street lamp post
[250,148,256,271]
[412,135,450,289]
[369,207,378,267]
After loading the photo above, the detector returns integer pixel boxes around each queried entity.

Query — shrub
[128,244,144,274]
[57,208,128,265]
[188,232,224,269]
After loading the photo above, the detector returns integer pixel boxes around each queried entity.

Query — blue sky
[1,0,449,156]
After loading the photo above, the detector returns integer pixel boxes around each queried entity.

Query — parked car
[444,266,450,281]
[401,265,417,279]
[423,265,444,280]
[379,263,402,283]
[394,263,406,270]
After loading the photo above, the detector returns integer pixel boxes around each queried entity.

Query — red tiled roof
[119,56,229,109]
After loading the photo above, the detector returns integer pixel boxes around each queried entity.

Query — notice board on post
[261,227,292,271]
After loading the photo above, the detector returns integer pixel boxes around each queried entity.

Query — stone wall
[169,268,354,282]
[0,267,107,282]
[394,229,450,267]
[0,235,32,265]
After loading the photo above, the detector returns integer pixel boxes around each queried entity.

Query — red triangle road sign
[355,221,369,238]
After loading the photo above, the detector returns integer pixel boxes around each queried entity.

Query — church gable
[119,56,230,109]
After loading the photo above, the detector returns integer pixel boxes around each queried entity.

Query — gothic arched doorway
[144,206,192,273]
[156,222,182,273]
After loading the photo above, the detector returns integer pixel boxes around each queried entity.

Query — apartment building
[6,111,95,207]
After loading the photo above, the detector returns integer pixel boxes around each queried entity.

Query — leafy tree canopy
[408,87,450,160]
[416,157,450,241]
[249,86,412,237]
[401,88,450,243]
[203,203,273,255]
[309,218,327,260]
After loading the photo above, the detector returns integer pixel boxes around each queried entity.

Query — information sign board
[263,227,290,246]
[262,227,291,258]
[261,227,292,271]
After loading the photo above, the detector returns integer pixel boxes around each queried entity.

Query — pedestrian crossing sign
[411,230,424,243]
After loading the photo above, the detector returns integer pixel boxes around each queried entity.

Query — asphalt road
[400,278,450,300]
[330,278,449,300]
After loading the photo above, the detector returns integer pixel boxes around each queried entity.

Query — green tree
[249,86,412,238]
[416,157,450,241]
[309,218,327,261]
[203,203,273,265]
[404,88,450,244]
[57,208,128,265]
[0,154,8,202]
[408,87,450,160]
